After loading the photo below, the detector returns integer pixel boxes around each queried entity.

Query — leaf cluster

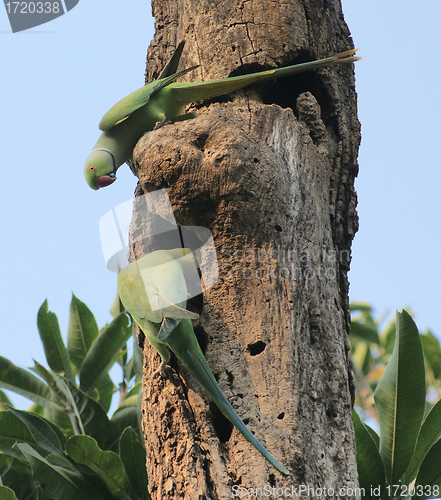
[353,309,441,500]
[0,294,149,500]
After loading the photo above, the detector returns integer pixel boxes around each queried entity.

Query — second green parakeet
[117,248,290,475]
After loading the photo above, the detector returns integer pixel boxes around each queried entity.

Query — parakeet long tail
[166,322,289,475]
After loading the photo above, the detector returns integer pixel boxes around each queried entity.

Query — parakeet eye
[89,165,96,171]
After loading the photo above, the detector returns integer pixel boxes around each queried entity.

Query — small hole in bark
[247,340,266,356]
[191,131,209,151]
[274,224,282,232]
[253,157,259,163]
[232,45,236,52]
[277,412,285,420]
[326,403,338,419]
[210,401,233,443]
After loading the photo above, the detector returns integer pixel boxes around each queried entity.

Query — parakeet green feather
[84,42,360,189]
[117,249,290,475]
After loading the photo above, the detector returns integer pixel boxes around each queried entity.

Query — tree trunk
[130,0,360,498]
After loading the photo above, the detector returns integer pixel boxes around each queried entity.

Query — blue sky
[1,0,440,408]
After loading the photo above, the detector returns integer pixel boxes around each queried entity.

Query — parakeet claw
[153,120,172,130]
[152,361,172,379]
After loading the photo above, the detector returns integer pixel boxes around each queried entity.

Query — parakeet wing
[99,66,199,132]
[117,266,158,322]
[157,41,186,79]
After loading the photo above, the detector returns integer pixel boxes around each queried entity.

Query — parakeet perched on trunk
[84,41,359,189]
[117,249,290,475]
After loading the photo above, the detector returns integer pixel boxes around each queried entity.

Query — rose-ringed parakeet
[84,41,360,189]
[117,248,290,475]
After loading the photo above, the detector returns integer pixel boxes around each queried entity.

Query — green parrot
[85,41,360,189]
[117,248,290,475]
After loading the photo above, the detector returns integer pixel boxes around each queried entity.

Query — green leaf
[95,373,115,414]
[79,313,131,394]
[413,438,441,500]
[421,330,441,380]
[30,361,67,408]
[350,320,380,344]
[0,486,20,500]
[0,453,35,498]
[0,357,54,409]
[105,407,140,452]
[125,383,142,401]
[352,410,385,498]
[119,427,149,500]
[0,411,41,460]
[37,300,74,382]
[43,406,75,438]
[132,338,143,382]
[16,443,108,500]
[123,336,143,384]
[28,369,87,436]
[66,435,134,500]
[6,406,64,456]
[364,421,380,448]
[0,390,13,407]
[67,295,99,370]
[65,382,110,447]
[374,310,426,485]
[403,398,441,484]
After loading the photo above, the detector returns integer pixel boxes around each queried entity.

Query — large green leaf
[0,453,36,499]
[0,486,20,500]
[119,427,149,500]
[67,294,99,370]
[352,409,385,499]
[413,438,441,500]
[0,357,55,409]
[0,411,42,460]
[95,373,115,414]
[6,406,64,456]
[65,381,110,447]
[403,398,441,484]
[16,443,108,500]
[374,310,426,485]
[79,313,131,394]
[37,300,74,382]
[65,435,134,500]
[105,407,140,452]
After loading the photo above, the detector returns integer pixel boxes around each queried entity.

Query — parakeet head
[84,148,117,190]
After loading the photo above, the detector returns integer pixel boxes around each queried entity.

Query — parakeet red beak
[96,172,116,188]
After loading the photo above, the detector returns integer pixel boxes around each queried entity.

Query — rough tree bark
[128,0,360,498]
